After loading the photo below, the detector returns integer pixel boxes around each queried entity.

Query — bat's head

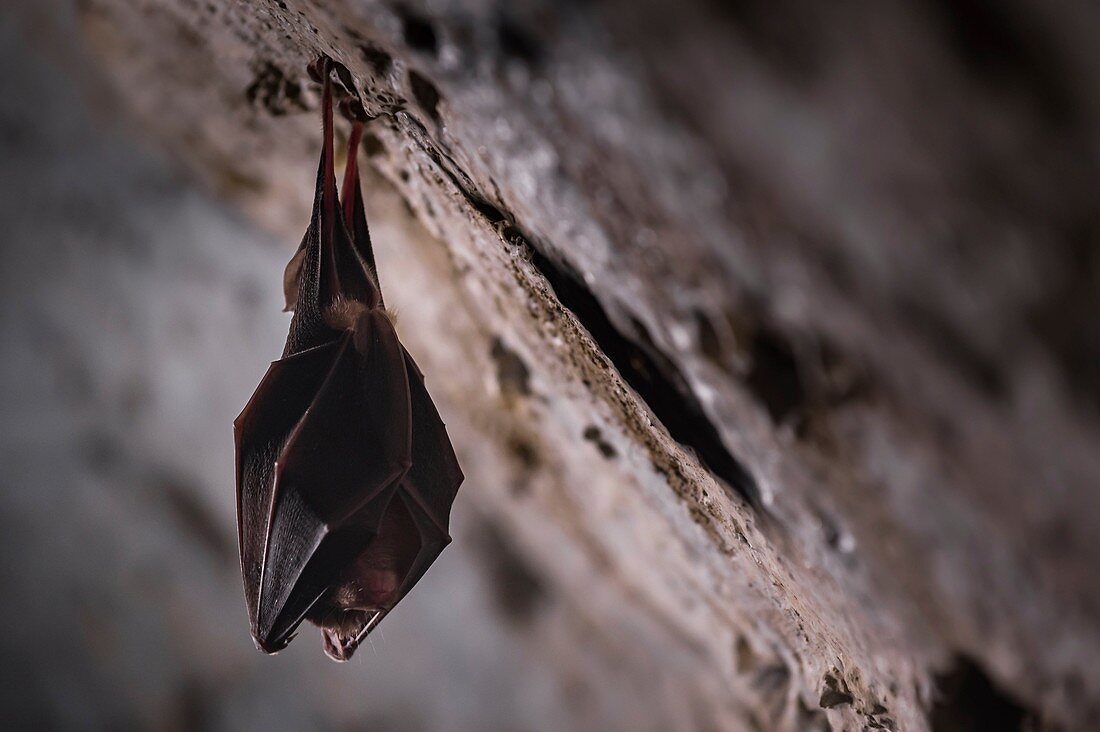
[305,494,422,661]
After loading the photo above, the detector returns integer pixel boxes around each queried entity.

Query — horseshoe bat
[234,58,464,662]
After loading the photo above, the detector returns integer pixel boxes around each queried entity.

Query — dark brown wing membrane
[234,339,341,639]
[386,347,464,603]
[251,315,414,649]
[277,315,412,524]
[401,348,463,536]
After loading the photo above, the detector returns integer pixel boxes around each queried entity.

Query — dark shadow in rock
[924,0,1077,126]
[491,337,532,397]
[245,61,306,116]
[745,323,805,426]
[408,69,441,124]
[398,7,439,56]
[526,249,761,509]
[819,669,854,709]
[497,16,543,67]
[360,43,394,75]
[583,425,617,459]
[931,655,1036,731]
[473,518,548,625]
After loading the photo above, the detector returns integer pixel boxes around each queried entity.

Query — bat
[234,57,464,662]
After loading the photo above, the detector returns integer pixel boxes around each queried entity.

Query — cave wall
[2,0,1099,729]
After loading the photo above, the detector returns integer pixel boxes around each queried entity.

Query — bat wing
[390,347,464,602]
[234,339,341,638]
[239,313,415,651]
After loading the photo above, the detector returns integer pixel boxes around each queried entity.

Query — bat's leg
[341,120,364,231]
[340,119,384,305]
[318,66,342,298]
[286,60,383,335]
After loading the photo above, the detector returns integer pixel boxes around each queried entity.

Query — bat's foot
[251,631,291,655]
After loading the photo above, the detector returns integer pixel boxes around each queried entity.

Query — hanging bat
[234,57,464,662]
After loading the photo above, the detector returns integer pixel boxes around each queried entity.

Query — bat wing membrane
[255,313,414,648]
[277,317,412,524]
[386,347,464,604]
[234,339,341,636]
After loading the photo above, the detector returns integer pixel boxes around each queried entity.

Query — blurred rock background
[1,1,1098,730]
[0,9,586,732]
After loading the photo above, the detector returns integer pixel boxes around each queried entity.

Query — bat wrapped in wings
[234,58,463,662]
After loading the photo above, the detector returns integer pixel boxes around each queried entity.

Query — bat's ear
[282,244,307,312]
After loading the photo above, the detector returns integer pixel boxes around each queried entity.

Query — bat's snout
[319,608,386,662]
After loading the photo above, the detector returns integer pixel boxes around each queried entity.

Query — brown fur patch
[323,296,370,331]
[323,297,397,331]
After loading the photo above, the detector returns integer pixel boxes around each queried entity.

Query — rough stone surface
[2,0,1099,730]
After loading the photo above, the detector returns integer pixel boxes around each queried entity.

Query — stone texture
[2,0,1099,729]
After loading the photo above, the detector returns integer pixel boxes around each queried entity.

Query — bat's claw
[253,631,292,655]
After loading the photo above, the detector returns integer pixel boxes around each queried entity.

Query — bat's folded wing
[392,347,465,602]
[236,316,414,652]
[234,339,340,641]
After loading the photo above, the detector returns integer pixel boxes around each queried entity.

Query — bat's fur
[331,497,419,611]
[323,295,397,332]
[310,497,421,661]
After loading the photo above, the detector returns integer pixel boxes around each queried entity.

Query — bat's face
[307,496,422,661]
